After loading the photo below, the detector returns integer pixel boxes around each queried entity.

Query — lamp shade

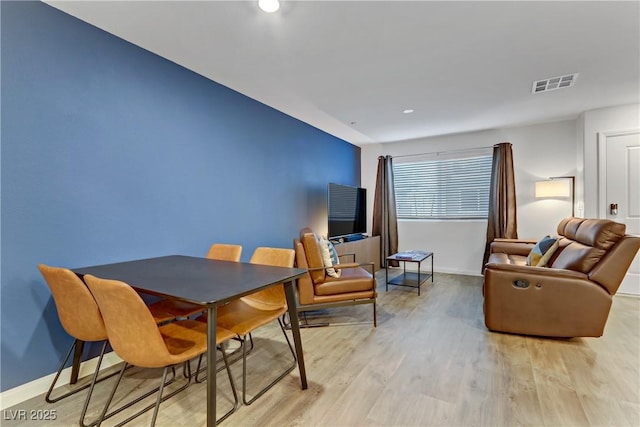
[535,179,571,198]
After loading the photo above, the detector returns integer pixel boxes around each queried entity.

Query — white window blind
[393,154,492,219]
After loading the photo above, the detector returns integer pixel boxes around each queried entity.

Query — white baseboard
[436,267,483,277]
[0,352,123,410]
[617,273,640,296]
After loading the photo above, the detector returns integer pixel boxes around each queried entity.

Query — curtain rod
[389,144,495,159]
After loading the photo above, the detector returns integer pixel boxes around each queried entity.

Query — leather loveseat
[483,217,640,337]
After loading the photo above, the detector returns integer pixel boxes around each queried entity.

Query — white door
[599,130,640,295]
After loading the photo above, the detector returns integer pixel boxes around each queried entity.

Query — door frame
[597,129,640,221]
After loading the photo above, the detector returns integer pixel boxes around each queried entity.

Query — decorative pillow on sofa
[319,237,341,278]
[526,235,560,267]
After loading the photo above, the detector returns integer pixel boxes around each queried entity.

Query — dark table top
[73,255,307,306]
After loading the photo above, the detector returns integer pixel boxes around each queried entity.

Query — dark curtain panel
[482,142,518,270]
[372,155,399,267]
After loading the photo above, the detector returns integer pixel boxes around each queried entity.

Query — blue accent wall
[0,1,361,391]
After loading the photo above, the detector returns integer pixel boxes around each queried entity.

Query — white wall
[361,119,579,276]
[580,104,640,217]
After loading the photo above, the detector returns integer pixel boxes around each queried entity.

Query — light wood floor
[7,272,640,426]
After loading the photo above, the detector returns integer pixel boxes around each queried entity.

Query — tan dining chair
[83,274,239,426]
[205,243,243,261]
[38,264,184,426]
[148,243,243,319]
[38,264,112,427]
[198,247,297,405]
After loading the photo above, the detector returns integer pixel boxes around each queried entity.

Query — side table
[385,251,434,295]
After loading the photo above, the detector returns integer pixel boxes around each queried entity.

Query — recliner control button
[513,279,529,288]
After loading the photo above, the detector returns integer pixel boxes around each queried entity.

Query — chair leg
[46,339,115,404]
[182,360,191,379]
[217,345,239,424]
[283,311,330,329]
[45,339,155,427]
[78,341,108,427]
[102,366,175,427]
[178,348,240,422]
[195,354,205,383]
[45,339,79,403]
[241,318,297,405]
[110,366,189,427]
[290,301,378,328]
[149,367,170,427]
[195,351,228,384]
[373,301,377,327]
[195,336,254,383]
[85,363,179,427]
[94,362,127,427]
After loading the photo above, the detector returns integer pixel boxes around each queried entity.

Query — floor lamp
[535,176,575,217]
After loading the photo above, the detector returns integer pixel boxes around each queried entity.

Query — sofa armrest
[490,239,537,257]
[493,238,539,244]
[483,263,612,337]
[484,263,588,280]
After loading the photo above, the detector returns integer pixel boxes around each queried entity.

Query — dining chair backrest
[206,243,242,262]
[242,247,295,309]
[38,264,107,342]
[83,275,177,368]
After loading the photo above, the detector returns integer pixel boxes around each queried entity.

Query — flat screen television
[328,183,367,239]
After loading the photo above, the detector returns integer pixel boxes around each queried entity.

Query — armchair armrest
[307,261,375,275]
[335,261,375,275]
[337,252,356,262]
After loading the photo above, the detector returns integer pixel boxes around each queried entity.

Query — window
[393,153,492,219]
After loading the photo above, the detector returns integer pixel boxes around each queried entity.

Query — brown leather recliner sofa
[483,217,640,337]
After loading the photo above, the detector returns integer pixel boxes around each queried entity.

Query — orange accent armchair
[294,228,377,326]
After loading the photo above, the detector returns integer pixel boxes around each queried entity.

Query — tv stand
[333,235,381,272]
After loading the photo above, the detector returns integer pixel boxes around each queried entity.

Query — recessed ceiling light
[403,109,414,114]
[258,0,280,13]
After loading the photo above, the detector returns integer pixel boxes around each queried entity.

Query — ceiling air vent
[532,73,578,93]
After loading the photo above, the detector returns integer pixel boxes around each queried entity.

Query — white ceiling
[45,0,640,146]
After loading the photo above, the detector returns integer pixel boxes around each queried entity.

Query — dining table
[73,254,308,426]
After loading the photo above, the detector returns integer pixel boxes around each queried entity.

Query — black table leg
[283,280,307,389]
[70,340,85,384]
[206,305,218,427]
[385,264,388,292]
[418,260,421,296]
